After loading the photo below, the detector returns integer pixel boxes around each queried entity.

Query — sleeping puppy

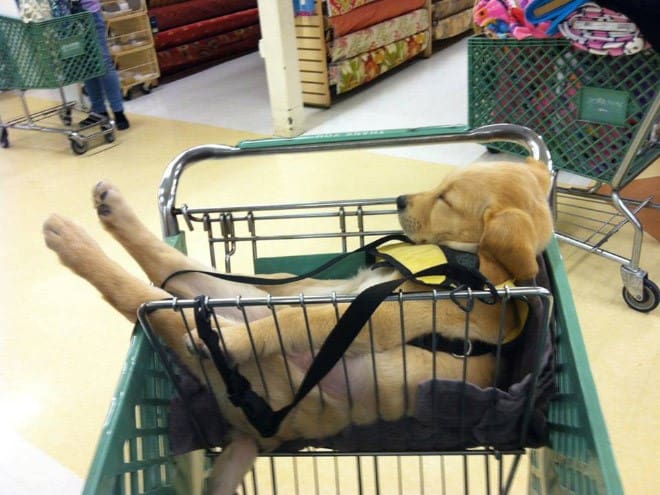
[43,158,552,495]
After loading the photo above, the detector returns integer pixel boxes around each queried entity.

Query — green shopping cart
[81,125,623,495]
[0,11,115,153]
[468,37,659,312]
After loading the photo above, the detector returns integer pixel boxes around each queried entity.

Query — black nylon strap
[193,296,282,437]
[161,233,411,290]
[408,333,498,357]
[191,258,498,438]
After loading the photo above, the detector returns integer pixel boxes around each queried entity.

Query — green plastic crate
[468,37,660,187]
[82,233,623,494]
[0,12,105,90]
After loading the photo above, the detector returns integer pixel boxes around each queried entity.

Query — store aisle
[1,34,659,495]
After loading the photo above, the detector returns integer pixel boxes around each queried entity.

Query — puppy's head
[397,159,553,282]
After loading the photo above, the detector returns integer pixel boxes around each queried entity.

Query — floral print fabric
[328,8,429,62]
[326,0,378,17]
[329,30,429,94]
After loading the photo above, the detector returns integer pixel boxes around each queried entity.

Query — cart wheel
[622,278,659,313]
[123,90,132,101]
[1,128,8,148]
[141,83,152,94]
[70,138,89,155]
[60,108,73,126]
[104,130,116,143]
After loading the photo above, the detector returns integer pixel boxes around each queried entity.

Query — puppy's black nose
[396,195,407,211]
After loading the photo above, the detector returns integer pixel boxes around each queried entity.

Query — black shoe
[114,111,130,130]
[79,112,108,127]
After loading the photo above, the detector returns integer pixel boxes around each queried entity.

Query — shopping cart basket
[0,11,115,153]
[82,124,623,495]
[468,36,660,312]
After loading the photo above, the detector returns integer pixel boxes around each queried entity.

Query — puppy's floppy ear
[479,207,540,282]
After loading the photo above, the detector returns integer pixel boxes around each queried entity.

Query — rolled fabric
[524,0,589,34]
[558,2,650,56]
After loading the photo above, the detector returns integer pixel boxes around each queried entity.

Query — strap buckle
[451,339,473,358]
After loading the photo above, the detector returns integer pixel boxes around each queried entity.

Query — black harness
[163,235,502,438]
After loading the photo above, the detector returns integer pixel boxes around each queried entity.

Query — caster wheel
[70,138,89,155]
[1,128,8,148]
[141,83,152,94]
[622,278,659,313]
[123,90,132,101]
[60,108,73,126]
[104,130,116,143]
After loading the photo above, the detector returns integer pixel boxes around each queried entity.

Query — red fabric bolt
[149,0,257,31]
[154,8,258,50]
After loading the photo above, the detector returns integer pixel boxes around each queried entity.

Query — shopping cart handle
[236,125,472,149]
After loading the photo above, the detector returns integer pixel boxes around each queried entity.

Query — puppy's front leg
[221,297,478,365]
[221,299,433,364]
[91,182,212,290]
[43,214,194,360]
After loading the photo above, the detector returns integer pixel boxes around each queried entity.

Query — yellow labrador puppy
[43,158,552,495]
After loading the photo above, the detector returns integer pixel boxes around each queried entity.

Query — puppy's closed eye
[437,193,452,208]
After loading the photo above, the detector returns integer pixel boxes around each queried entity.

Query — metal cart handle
[158,123,552,238]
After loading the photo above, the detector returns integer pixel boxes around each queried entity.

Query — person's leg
[83,77,107,115]
[84,10,130,129]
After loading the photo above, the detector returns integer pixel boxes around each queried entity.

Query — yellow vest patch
[376,242,528,342]
[377,242,451,285]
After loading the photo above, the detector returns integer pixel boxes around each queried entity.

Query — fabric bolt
[329,30,429,94]
[558,3,649,56]
[149,0,257,31]
[156,24,261,75]
[596,0,659,51]
[433,0,474,20]
[326,0,379,17]
[154,7,258,50]
[433,8,473,39]
[473,0,560,40]
[327,0,427,37]
[328,8,428,63]
[524,0,590,34]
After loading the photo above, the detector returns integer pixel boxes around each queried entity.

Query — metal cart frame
[81,124,623,495]
[468,37,659,312]
[553,91,659,312]
[0,12,116,154]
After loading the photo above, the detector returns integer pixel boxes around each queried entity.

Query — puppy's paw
[93,181,136,230]
[184,333,211,359]
[217,325,254,365]
[43,214,101,275]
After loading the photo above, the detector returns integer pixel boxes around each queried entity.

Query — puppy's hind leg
[207,431,258,495]
[92,182,270,313]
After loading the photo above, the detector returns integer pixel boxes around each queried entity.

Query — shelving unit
[101,0,159,98]
[295,0,433,108]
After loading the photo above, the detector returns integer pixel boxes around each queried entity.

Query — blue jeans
[84,10,124,114]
